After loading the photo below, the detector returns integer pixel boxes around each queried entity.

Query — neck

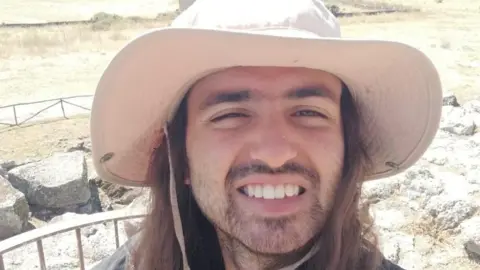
[216,229,314,270]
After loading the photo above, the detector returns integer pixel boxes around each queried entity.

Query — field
[0,0,178,23]
[0,0,479,162]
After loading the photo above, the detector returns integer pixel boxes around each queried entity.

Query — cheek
[309,132,344,180]
[186,129,239,186]
[186,130,243,218]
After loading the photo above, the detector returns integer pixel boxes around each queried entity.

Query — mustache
[226,161,320,184]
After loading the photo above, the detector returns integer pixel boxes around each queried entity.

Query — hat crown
[171,0,341,38]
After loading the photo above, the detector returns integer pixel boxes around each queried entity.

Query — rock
[95,179,145,206]
[467,170,480,185]
[464,100,480,114]
[86,157,98,182]
[362,177,401,201]
[437,171,480,197]
[378,232,428,269]
[26,181,102,221]
[464,100,480,129]
[66,137,91,153]
[443,92,460,106]
[122,190,150,238]
[370,199,414,232]
[0,175,30,240]
[424,195,476,230]
[0,159,40,172]
[423,135,480,176]
[401,167,444,200]
[459,217,480,257]
[0,160,17,171]
[440,106,476,136]
[7,151,91,209]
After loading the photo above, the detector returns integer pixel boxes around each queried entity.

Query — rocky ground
[0,141,150,270]
[0,93,479,269]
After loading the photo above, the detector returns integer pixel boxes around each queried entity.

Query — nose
[249,121,298,168]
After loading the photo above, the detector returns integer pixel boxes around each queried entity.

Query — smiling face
[185,66,345,255]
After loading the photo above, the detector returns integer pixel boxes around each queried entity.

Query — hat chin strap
[164,126,191,270]
[278,244,319,270]
[163,126,317,270]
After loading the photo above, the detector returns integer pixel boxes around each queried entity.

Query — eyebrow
[199,86,333,110]
[285,87,331,100]
[200,90,251,110]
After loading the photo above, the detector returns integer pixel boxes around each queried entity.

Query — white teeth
[263,185,275,199]
[243,184,302,199]
[285,184,299,197]
[254,185,263,198]
[274,185,285,199]
[247,185,255,197]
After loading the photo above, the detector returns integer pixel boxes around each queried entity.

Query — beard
[187,159,340,268]
[220,190,329,256]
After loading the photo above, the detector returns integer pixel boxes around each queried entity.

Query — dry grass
[0,116,90,162]
[0,15,173,59]
[339,0,480,103]
[0,15,175,105]
[0,0,179,23]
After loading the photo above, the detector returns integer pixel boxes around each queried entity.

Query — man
[89,0,443,269]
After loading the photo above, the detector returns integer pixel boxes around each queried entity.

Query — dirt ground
[0,0,179,23]
[0,0,479,163]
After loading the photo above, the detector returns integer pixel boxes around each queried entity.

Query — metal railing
[0,95,93,128]
[0,209,146,270]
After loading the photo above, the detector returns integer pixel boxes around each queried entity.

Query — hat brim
[90,27,442,187]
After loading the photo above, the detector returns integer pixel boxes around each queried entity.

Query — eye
[292,109,327,118]
[211,112,249,122]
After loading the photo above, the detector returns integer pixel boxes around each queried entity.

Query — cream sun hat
[90,0,443,187]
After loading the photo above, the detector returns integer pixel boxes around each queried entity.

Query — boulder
[7,151,91,209]
[95,179,146,207]
[0,175,30,240]
[459,217,480,258]
[123,190,150,238]
[443,92,460,106]
[440,106,477,136]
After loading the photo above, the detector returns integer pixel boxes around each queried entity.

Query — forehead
[188,66,343,102]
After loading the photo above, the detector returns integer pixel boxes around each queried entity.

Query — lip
[234,189,310,218]
[233,174,312,190]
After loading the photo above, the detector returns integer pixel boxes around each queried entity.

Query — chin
[235,218,318,255]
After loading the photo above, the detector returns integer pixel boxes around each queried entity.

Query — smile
[238,184,306,199]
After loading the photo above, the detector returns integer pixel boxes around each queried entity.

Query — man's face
[185,66,344,254]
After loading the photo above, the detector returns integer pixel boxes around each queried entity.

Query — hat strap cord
[164,125,191,270]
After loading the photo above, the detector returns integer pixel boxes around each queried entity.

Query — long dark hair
[131,82,381,270]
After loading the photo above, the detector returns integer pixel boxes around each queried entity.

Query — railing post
[0,254,5,270]
[75,228,85,270]
[12,105,18,125]
[60,99,66,119]
[36,239,47,270]
[114,220,120,249]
